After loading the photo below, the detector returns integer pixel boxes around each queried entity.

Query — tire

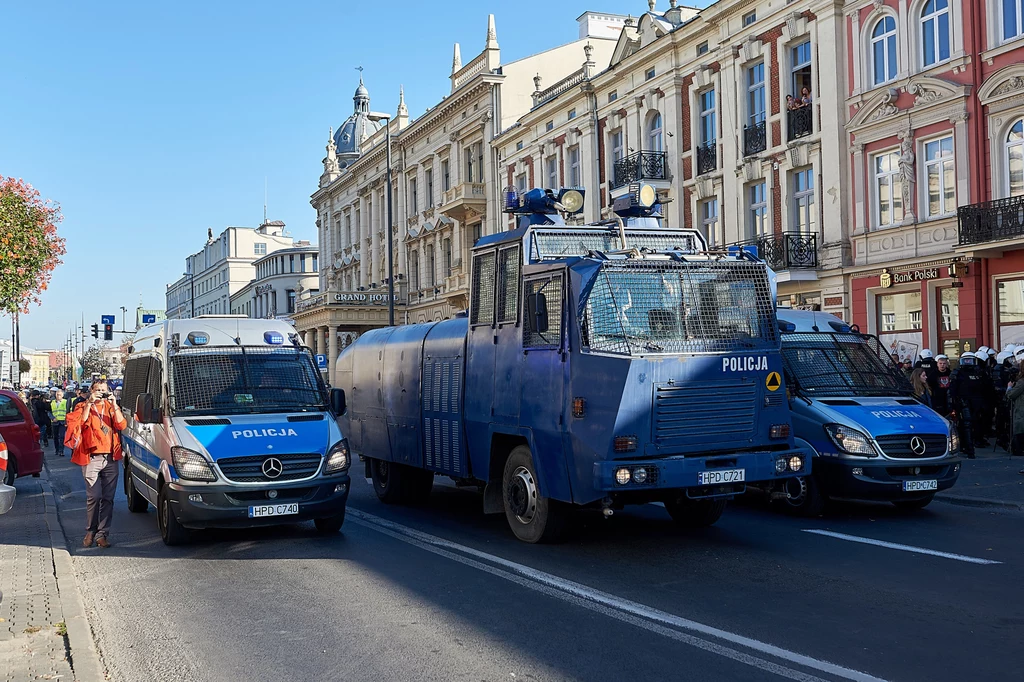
[314,509,346,534]
[125,462,149,514]
[501,445,566,543]
[778,476,827,517]
[3,453,17,486]
[664,496,728,528]
[158,486,191,546]
[370,459,433,505]
[892,493,935,511]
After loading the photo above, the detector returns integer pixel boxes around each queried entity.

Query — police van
[772,309,960,514]
[120,317,350,545]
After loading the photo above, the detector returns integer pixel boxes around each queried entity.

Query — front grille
[217,453,322,483]
[875,434,947,459]
[654,381,756,449]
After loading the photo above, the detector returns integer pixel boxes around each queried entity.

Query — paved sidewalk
[935,445,1024,511]
[0,466,104,682]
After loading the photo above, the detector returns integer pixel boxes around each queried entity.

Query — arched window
[871,16,898,85]
[647,112,663,152]
[921,0,951,67]
[1007,119,1024,197]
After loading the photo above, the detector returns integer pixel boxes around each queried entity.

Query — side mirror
[526,292,549,333]
[330,388,346,415]
[134,393,159,424]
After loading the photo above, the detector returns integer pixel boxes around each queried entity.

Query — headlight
[170,446,217,482]
[323,439,350,474]
[823,424,877,457]
[788,456,804,472]
[948,426,960,454]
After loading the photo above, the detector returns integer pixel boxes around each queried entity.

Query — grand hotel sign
[296,291,401,313]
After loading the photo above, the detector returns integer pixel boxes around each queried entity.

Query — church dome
[334,77,382,164]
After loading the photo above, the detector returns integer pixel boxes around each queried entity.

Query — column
[327,325,339,386]
[851,144,866,235]
[358,194,369,286]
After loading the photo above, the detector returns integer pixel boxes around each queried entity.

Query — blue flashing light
[777,321,797,333]
[503,186,520,213]
[187,332,210,346]
[264,331,284,345]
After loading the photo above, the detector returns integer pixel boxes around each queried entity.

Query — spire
[323,127,340,183]
[451,42,462,74]
[397,85,408,118]
[486,14,498,50]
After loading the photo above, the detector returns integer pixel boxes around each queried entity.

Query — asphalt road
[46,457,1021,682]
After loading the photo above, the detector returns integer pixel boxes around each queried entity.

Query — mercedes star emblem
[909,436,927,456]
[262,457,284,479]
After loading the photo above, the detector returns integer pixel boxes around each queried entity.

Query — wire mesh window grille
[471,251,496,325]
[524,275,563,348]
[169,346,325,414]
[580,260,777,355]
[121,357,151,416]
[781,332,911,396]
[497,245,521,324]
[532,229,701,260]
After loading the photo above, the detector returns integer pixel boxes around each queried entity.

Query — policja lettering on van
[722,356,769,372]
[869,410,924,419]
[231,428,300,439]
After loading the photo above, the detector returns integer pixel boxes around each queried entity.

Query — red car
[0,389,44,484]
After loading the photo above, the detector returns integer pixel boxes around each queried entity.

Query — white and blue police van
[773,310,960,514]
[120,317,350,545]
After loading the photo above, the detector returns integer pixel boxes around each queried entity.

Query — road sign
[315,354,328,369]
[142,314,156,324]
[101,315,115,325]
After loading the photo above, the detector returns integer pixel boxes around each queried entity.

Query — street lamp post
[367,111,395,326]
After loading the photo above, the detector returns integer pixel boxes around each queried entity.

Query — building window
[921,0,951,67]
[443,238,452,274]
[515,172,527,193]
[879,291,923,350]
[747,62,765,127]
[1004,0,1024,41]
[699,89,716,145]
[791,40,812,98]
[610,129,624,163]
[872,16,898,85]
[287,290,296,314]
[426,244,435,287]
[748,182,768,238]
[300,254,306,272]
[254,242,267,255]
[546,156,558,189]
[700,198,721,246]
[645,67,656,80]
[425,168,433,206]
[546,120,554,131]
[441,159,450,191]
[568,147,581,187]
[923,136,955,218]
[742,11,756,26]
[312,254,317,271]
[793,167,816,234]
[345,214,352,245]
[567,108,576,120]
[289,255,295,273]
[608,91,618,103]
[465,146,475,183]
[647,111,663,152]
[1007,118,1024,197]
[409,177,418,213]
[410,251,420,290]
[998,278,1024,346]
[696,41,708,56]
[873,150,903,227]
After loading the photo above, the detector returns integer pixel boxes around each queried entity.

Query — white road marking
[802,530,1002,565]
[349,508,888,682]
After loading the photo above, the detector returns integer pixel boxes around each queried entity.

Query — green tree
[79,347,113,378]
[0,176,66,313]
[18,358,31,374]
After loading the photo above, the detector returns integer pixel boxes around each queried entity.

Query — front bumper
[814,456,960,501]
[166,473,351,529]
[593,447,811,496]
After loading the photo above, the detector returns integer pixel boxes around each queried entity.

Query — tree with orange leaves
[0,176,66,314]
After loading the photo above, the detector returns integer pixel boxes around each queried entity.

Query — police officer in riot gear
[950,351,992,459]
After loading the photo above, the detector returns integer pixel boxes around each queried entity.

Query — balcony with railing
[696,141,717,175]
[787,105,813,141]
[611,151,668,189]
[743,121,767,156]
[440,181,486,222]
[733,232,818,270]
[958,194,1024,246]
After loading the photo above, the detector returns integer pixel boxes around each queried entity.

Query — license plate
[698,469,746,485]
[248,503,299,518]
[903,480,937,492]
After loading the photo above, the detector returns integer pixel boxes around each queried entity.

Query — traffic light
[103,324,113,341]
[91,324,99,338]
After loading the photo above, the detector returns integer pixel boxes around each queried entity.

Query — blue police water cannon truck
[335,184,811,542]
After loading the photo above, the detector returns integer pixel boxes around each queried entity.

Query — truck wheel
[370,459,433,504]
[125,465,149,514]
[664,496,727,528]
[314,509,346,533]
[892,494,935,511]
[778,476,826,517]
[502,446,565,543]
[158,486,191,546]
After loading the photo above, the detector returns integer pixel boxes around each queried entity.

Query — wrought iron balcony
[611,151,668,189]
[958,194,1024,246]
[733,232,818,270]
[696,141,717,175]
[787,105,813,140]
[743,120,767,156]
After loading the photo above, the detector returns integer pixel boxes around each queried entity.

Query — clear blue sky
[2,0,711,350]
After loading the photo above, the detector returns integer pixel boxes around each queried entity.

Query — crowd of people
[903,346,1024,470]
[17,385,120,457]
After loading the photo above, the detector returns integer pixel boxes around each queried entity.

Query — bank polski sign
[879,267,941,288]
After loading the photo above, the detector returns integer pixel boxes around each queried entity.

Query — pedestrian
[49,389,73,457]
[932,354,953,416]
[64,379,127,548]
[30,390,52,448]
[1006,364,1024,459]
[72,386,89,409]
[911,368,932,407]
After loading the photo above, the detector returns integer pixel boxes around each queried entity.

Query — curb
[40,465,106,682]
[934,492,1024,512]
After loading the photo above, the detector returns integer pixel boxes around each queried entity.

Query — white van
[120,317,350,545]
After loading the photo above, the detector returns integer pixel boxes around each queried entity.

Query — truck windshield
[580,259,778,355]
[169,346,326,415]
[780,332,913,396]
